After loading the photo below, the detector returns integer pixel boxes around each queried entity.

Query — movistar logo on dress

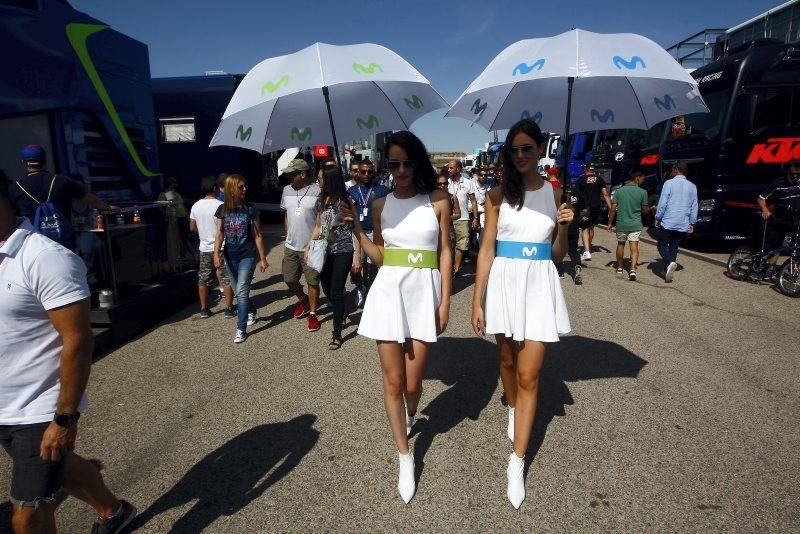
[407,252,423,264]
[522,246,538,257]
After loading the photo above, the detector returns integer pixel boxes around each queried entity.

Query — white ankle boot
[507,451,525,509]
[397,450,416,503]
[507,407,515,442]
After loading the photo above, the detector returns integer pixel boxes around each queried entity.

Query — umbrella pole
[322,86,342,169]
[560,76,575,201]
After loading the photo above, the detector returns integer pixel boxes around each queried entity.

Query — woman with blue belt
[471,119,574,509]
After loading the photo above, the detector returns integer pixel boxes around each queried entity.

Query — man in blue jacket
[655,161,698,282]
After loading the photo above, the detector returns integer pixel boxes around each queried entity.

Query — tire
[777,255,800,297]
[727,246,755,281]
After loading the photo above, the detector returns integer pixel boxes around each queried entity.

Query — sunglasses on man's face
[387,160,417,171]
[358,169,374,175]
[509,145,537,157]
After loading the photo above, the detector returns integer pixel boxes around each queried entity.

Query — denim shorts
[0,423,64,507]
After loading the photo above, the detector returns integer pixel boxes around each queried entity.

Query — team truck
[659,39,800,241]
[0,0,160,202]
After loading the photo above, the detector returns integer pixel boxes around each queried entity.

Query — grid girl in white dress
[471,119,574,510]
[341,131,453,504]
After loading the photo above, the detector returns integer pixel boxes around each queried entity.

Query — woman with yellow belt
[471,119,573,509]
[342,131,452,504]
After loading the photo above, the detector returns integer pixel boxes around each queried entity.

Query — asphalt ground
[2,226,798,532]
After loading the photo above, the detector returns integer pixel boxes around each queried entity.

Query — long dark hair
[384,131,436,194]
[501,119,545,210]
[318,167,346,211]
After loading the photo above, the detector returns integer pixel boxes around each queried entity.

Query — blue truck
[0,0,160,202]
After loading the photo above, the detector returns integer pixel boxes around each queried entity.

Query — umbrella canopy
[446,29,708,134]
[210,42,448,155]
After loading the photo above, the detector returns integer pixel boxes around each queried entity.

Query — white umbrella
[210,42,448,161]
[446,28,708,136]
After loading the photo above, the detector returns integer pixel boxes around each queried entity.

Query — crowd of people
[4,122,799,532]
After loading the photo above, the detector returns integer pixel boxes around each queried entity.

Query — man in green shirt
[608,170,656,281]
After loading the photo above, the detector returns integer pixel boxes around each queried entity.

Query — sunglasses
[358,169,374,175]
[387,160,417,171]
[509,145,537,156]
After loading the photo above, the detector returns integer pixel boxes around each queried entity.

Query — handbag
[307,238,327,273]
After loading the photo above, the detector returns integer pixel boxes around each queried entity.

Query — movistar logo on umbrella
[654,94,676,111]
[471,99,488,121]
[512,59,546,76]
[235,125,252,142]
[404,95,424,109]
[261,75,289,95]
[291,127,312,141]
[521,110,542,124]
[591,109,615,123]
[353,63,383,75]
[613,55,647,70]
[356,115,380,130]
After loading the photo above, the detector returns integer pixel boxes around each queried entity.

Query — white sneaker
[234,329,247,343]
[246,311,256,326]
[581,250,592,261]
[507,407,515,442]
[406,410,415,437]
[507,452,525,509]
[665,261,677,282]
[397,450,416,503]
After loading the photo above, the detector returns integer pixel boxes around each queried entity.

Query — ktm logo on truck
[746,137,800,164]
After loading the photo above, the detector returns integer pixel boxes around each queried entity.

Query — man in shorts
[348,160,389,305]
[607,170,656,281]
[190,176,234,318]
[447,160,478,277]
[574,163,611,261]
[280,159,322,332]
[0,174,135,533]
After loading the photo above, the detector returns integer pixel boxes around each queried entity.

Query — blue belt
[496,241,552,260]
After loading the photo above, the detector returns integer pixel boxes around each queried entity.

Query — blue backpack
[16,175,74,243]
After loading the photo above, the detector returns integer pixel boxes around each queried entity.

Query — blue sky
[73,0,781,153]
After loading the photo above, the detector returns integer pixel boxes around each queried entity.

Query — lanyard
[356,185,374,208]
[295,186,311,210]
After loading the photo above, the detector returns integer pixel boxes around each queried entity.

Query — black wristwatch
[53,412,81,427]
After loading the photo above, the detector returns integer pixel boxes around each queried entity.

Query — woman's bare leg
[496,335,518,408]
[512,340,546,458]
[402,339,429,416]
[378,341,410,454]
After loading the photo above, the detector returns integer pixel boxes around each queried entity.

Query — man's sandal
[328,338,343,351]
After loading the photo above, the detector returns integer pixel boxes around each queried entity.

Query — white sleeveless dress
[358,193,442,343]
[484,182,571,342]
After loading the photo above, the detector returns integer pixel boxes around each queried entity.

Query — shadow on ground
[130,414,319,533]
[414,336,498,479]
[525,335,648,468]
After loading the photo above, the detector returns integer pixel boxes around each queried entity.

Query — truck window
[749,90,800,132]
[159,117,196,143]
[676,87,732,141]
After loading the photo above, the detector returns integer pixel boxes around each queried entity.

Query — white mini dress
[484,182,571,342]
[358,193,442,343]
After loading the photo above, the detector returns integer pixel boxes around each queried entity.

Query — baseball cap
[21,144,46,164]
[281,159,309,175]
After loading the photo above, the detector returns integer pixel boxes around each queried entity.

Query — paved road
[2,226,798,532]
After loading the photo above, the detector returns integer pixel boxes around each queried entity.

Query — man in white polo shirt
[0,176,135,533]
[280,159,322,333]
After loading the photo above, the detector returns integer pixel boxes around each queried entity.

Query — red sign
[314,145,329,158]
[639,154,659,166]
[746,137,800,164]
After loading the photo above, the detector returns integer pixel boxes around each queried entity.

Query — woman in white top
[471,119,574,509]
[342,131,453,504]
